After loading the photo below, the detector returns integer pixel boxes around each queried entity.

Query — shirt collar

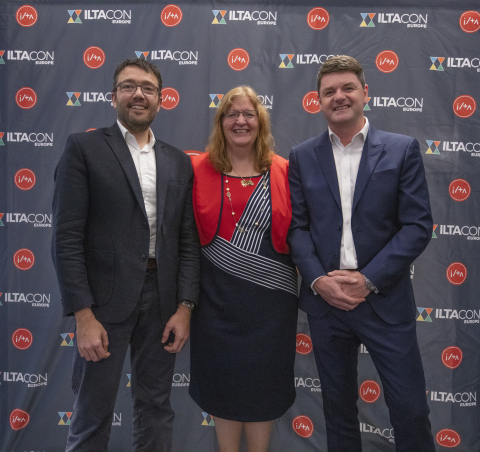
[328,117,369,147]
[117,119,155,152]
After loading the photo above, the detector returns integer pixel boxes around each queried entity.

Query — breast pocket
[371,168,397,180]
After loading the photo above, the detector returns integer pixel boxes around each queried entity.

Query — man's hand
[74,307,111,362]
[313,273,366,311]
[328,270,371,299]
[162,304,191,353]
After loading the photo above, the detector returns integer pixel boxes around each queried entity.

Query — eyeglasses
[116,82,159,97]
[223,110,258,121]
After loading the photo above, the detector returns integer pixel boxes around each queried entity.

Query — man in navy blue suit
[288,55,435,451]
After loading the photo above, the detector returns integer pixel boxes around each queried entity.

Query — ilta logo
[303,92,320,114]
[202,412,215,426]
[430,57,445,71]
[360,13,376,27]
[0,50,5,64]
[13,249,35,271]
[307,8,329,30]
[359,380,381,403]
[58,412,73,425]
[68,10,82,23]
[296,333,313,354]
[12,328,33,350]
[436,429,461,447]
[426,140,441,154]
[228,48,250,71]
[161,5,182,27]
[449,179,471,202]
[453,95,476,118]
[446,262,467,285]
[16,87,37,109]
[83,46,105,69]
[0,133,4,145]
[292,415,314,438]
[67,92,81,106]
[441,346,463,369]
[15,168,36,191]
[10,409,30,430]
[127,374,131,386]
[161,88,180,110]
[135,51,149,59]
[209,94,224,108]
[212,10,227,24]
[16,5,38,27]
[60,333,74,346]
[416,307,433,322]
[459,10,480,33]
[376,50,399,73]
[279,54,294,68]
[363,97,371,111]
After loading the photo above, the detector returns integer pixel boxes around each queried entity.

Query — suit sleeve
[51,134,95,316]
[287,146,327,286]
[361,138,433,292]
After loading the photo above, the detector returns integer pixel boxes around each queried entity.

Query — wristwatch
[363,275,379,294]
[179,300,195,312]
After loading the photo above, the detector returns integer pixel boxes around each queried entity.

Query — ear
[317,92,323,111]
[156,94,162,113]
[111,91,117,109]
[363,84,369,104]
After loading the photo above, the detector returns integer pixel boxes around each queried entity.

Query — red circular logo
[227,48,250,71]
[442,346,463,369]
[459,11,480,33]
[448,179,470,202]
[453,95,476,118]
[161,5,182,27]
[16,5,38,27]
[10,409,30,430]
[13,249,35,270]
[161,87,180,110]
[85,128,97,132]
[184,150,204,156]
[302,91,321,114]
[359,380,381,403]
[15,168,36,190]
[83,46,105,69]
[16,87,37,109]
[376,50,399,73]
[436,428,461,447]
[296,333,313,354]
[307,8,329,30]
[12,328,33,350]
[292,415,314,438]
[446,262,467,285]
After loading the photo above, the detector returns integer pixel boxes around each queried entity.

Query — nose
[333,89,345,101]
[235,112,247,124]
[133,85,145,98]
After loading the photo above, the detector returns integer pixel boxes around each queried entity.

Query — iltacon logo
[60,333,74,346]
[449,179,470,202]
[376,50,399,73]
[67,10,82,24]
[436,428,461,447]
[0,133,4,145]
[453,95,476,118]
[161,5,182,27]
[359,380,381,403]
[279,54,294,68]
[416,307,433,322]
[12,328,33,350]
[15,168,36,190]
[58,412,73,425]
[212,10,227,24]
[426,140,441,154]
[66,92,81,106]
[13,249,35,270]
[459,11,480,33]
[10,409,30,430]
[430,57,445,71]
[292,415,314,438]
[0,50,5,64]
[161,88,180,110]
[227,48,250,71]
[360,13,376,27]
[135,51,149,60]
[16,5,38,27]
[363,96,371,111]
[446,262,467,285]
[201,412,215,426]
[209,94,224,108]
[307,8,329,30]
[16,87,37,109]
[442,346,463,369]
[83,46,105,69]
[302,92,320,114]
[296,333,313,354]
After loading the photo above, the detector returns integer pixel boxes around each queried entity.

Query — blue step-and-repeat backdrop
[1,0,479,450]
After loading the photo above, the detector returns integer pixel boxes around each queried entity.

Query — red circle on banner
[376,50,399,73]
[359,380,381,403]
[448,179,470,201]
[16,5,38,27]
[15,168,36,190]
[83,46,105,69]
[16,88,37,109]
[184,150,204,156]
[161,87,180,110]
[453,95,476,118]
[296,333,313,354]
[85,128,97,132]
[446,262,467,285]
[227,48,250,71]
[292,415,314,438]
[12,328,33,349]
[436,429,461,447]
[459,11,480,33]
[10,409,30,430]
[13,249,35,270]
[307,8,329,30]
[302,91,320,114]
[161,5,183,27]
[441,346,463,369]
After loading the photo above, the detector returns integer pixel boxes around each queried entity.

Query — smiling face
[318,71,368,135]
[111,66,161,134]
[222,96,259,153]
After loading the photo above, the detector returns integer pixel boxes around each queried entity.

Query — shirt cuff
[310,276,324,295]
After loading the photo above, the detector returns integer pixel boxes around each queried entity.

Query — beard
[117,103,158,134]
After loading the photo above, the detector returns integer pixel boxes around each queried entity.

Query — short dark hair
[317,55,366,93]
[112,58,162,92]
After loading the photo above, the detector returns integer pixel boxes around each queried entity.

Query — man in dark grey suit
[52,58,200,452]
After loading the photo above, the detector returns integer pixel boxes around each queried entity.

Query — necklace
[231,167,254,187]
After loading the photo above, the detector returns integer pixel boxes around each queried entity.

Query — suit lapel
[314,132,341,210]
[105,123,148,219]
[154,141,169,230]
[352,126,385,211]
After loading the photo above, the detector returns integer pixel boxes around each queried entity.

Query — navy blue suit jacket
[288,126,432,325]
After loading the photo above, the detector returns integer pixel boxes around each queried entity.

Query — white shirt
[117,120,157,258]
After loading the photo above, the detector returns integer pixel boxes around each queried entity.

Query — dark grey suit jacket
[52,123,200,325]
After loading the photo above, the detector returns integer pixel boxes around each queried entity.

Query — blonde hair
[207,85,274,173]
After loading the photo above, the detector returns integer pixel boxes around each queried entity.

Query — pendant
[241,179,254,187]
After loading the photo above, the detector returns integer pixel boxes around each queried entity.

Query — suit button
[142,222,148,228]
[334,253,338,258]
[140,254,146,261]
[337,224,342,230]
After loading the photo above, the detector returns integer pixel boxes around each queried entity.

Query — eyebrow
[118,79,157,87]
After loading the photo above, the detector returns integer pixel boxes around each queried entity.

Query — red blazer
[191,152,292,254]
